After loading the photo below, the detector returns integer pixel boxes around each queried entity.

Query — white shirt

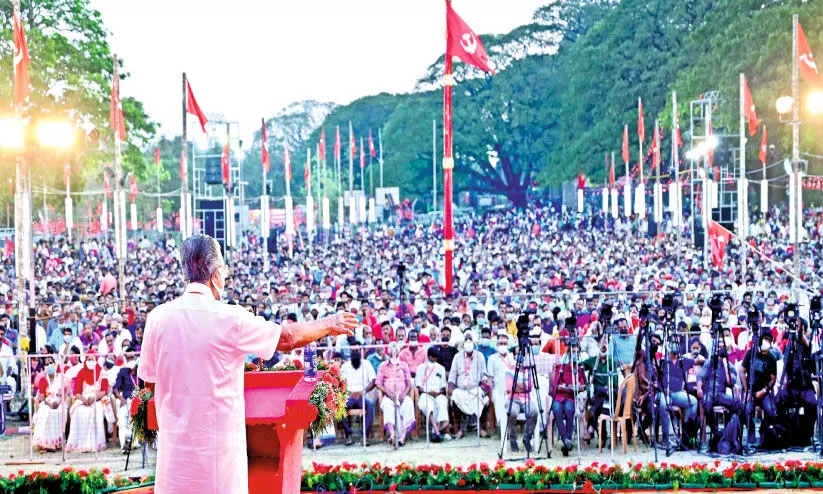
[414,360,447,393]
[340,360,376,394]
[138,283,282,494]
[486,352,515,396]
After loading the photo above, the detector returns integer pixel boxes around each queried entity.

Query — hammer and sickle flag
[446,2,494,74]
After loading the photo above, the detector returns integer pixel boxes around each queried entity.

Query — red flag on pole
[155,147,160,167]
[221,143,230,188]
[12,9,30,106]
[369,130,376,158]
[185,81,209,134]
[707,219,733,268]
[446,2,494,73]
[334,127,341,162]
[759,126,768,164]
[798,22,819,83]
[104,174,112,199]
[319,130,326,162]
[651,125,660,171]
[622,125,629,163]
[638,98,645,143]
[261,119,270,174]
[110,73,127,142]
[350,125,356,158]
[742,75,760,137]
[129,174,138,203]
[284,146,292,182]
[609,156,615,187]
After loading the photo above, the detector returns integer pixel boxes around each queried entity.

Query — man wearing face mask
[415,347,449,442]
[398,330,426,378]
[477,327,495,361]
[435,327,458,373]
[375,341,415,446]
[448,334,489,439]
[697,337,742,443]
[654,339,698,456]
[340,347,376,446]
[610,317,637,376]
[581,338,618,443]
[551,342,587,456]
[486,332,514,432]
[138,235,356,493]
[740,332,777,448]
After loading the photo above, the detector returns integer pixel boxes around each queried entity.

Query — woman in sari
[32,357,67,452]
[65,353,110,452]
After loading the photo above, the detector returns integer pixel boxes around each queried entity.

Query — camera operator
[776,305,816,443]
[654,336,699,456]
[611,316,637,376]
[581,338,618,442]
[550,336,586,456]
[697,336,742,438]
[740,332,777,447]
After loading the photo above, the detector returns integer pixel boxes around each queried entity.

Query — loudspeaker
[204,156,222,185]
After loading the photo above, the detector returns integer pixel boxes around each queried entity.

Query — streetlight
[36,120,75,149]
[776,95,795,115]
[806,89,823,115]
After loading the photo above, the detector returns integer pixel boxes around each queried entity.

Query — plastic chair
[597,373,637,454]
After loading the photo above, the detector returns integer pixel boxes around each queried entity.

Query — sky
[92,0,544,145]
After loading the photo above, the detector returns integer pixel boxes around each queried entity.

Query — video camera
[565,315,580,348]
[811,296,822,330]
[516,313,531,341]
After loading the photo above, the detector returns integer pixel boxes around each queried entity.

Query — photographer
[654,338,698,455]
[550,342,586,456]
[581,338,618,442]
[697,336,742,439]
[740,332,777,447]
[776,309,816,444]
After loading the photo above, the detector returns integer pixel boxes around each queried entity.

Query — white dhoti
[32,403,64,450]
[65,401,107,453]
[418,393,449,424]
[492,389,508,427]
[117,399,139,450]
[380,396,415,434]
[451,386,488,417]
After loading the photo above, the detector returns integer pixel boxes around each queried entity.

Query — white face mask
[761,341,771,352]
[497,344,508,355]
[85,360,95,370]
[464,341,475,353]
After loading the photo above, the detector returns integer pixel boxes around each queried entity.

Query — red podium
[244,371,318,494]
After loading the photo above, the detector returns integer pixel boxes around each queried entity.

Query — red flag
[334,126,341,162]
[284,146,292,182]
[369,130,376,158]
[110,74,127,142]
[349,123,356,158]
[129,174,138,203]
[186,80,209,134]
[742,75,760,137]
[304,151,311,191]
[319,130,326,162]
[63,163,71,188]
[638,98,645,143]
[798,22,819,83]
[360,142,365,169]
[4,238,13,258]
[609,156,615,187]
[707,220,733,268]
[621,125,629,163]
[673,108,683,149]
[651,125,660,171]
[155,147,160,167]
[221,143,230,188]
[261,119,270,174]
[12,10,30,106]
[577,174,586,189]
[446,2,494,73]
[759,126,768,164]
[104,175,112,199]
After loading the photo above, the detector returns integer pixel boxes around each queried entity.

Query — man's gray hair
[180,234,224,283]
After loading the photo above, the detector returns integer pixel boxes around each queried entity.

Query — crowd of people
[1,202,822,456]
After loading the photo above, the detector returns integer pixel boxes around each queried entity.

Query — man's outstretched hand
[328,312,357,337]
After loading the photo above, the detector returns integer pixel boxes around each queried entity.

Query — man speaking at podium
[137,234,356,493]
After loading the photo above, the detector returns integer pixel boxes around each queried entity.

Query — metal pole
[360,136,365,193]
[12,0,28,355]
[792,15,801,300]
[433,119,437,211]
[181,73,188,240]
[379,127,384,189]
[348,121,354,196]
[739,73,748,282]
[703,105,712,270]
[672,91,681,259]
[113,55,126,310]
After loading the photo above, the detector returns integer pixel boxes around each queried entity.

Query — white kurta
[138,283,282,494]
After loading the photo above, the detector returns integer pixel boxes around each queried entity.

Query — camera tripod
[497,330,549,460]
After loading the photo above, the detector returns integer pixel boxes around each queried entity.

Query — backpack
[713,414,742,455]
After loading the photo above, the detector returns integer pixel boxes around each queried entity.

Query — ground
[2,430,821,477]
